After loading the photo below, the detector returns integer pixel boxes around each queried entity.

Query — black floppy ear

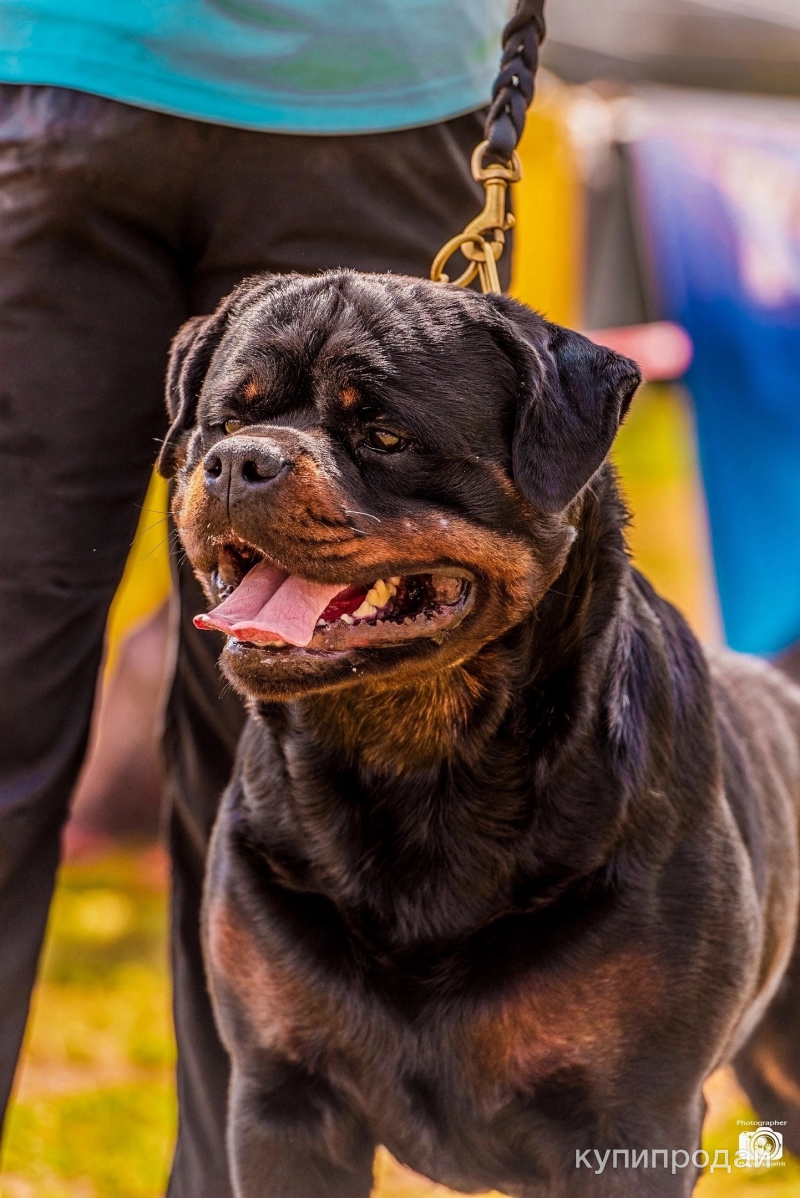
[487,297,641,513]
[157,303,233,478]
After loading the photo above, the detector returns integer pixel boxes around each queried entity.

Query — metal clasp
[430,140,522,294]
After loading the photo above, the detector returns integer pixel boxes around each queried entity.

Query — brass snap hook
[430,140,522,294]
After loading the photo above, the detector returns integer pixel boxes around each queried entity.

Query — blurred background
[2,1,800,1193]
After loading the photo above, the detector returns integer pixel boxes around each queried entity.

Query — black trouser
[0,84,503,1194]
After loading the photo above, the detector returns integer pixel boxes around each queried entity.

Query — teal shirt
[0,1,509,133]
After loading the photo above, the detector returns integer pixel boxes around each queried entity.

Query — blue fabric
[631,96,800,656]
[0,0,507,133]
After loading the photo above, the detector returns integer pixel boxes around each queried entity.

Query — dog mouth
[193,543,473,654]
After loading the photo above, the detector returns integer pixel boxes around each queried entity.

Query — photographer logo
[574,1121,790,1174]
[738,1126,783,1167]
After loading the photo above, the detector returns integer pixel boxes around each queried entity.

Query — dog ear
[487,296,641,513]
[157,304,232,478]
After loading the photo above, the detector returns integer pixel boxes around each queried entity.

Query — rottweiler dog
[160,271,800,1198]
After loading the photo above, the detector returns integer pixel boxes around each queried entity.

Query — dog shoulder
[708,647,800,783]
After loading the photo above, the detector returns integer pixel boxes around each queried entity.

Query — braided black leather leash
[430,0,546,292]
[485,0,546,163]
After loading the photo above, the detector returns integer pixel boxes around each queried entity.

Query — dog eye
[363,428,407,453]
[224,419,243,435]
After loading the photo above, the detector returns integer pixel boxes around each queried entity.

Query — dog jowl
[161,271,800,1198]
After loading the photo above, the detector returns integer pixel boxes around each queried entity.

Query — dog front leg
[227,1064,375,1198]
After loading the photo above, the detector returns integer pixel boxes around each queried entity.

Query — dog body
[163,272,800,1197]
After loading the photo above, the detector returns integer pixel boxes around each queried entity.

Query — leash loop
[430,142,521,294]
[430,0,544,294]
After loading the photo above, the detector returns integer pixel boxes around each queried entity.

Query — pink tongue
[194,559,346,648]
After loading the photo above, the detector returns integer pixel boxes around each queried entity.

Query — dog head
[160,272,639,702]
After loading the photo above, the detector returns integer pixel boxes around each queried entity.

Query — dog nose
[204,437,288,502]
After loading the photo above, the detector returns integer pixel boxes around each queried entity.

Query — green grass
[0,849,176,1198]
[3,1084,175,1198]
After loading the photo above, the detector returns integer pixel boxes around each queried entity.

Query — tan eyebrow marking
[340,386,359,409]
[243,378,261,401]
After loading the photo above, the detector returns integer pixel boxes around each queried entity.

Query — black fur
[164,271,800,1198]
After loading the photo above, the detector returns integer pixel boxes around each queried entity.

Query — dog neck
[297,647,515,774]
[246,469,684,943]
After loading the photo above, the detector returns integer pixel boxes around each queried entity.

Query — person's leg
[163,569,244,1196]
[0,85,188,1129]
[165,108,503,1196]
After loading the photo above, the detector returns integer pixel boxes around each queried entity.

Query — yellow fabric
[510,88,584,326]
[104,471,172,675]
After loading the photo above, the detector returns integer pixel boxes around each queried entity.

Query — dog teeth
[388,576,401,586]
[365,578,395,608]
[352,600,378,620]
[340,614,354,625]
[316,619,327,628]
[212,570,237,601]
